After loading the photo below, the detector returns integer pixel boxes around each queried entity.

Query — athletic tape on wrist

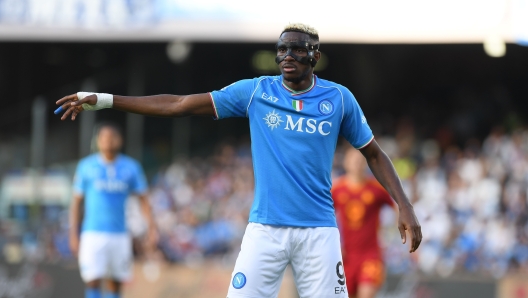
[77,92,114,111]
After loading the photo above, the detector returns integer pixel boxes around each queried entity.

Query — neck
[100,151,118,162]
[282,73,314,93]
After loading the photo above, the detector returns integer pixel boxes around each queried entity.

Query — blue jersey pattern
[210,75,374,227]
[73,154,147,233]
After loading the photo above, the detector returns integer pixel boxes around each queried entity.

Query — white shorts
[79,232,133,283]
[227,223,348,298]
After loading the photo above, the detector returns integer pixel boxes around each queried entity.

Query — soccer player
[69,123,157,298]
[57,23,422,298]
[332,147,396,298]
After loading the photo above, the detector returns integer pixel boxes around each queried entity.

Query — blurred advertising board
[2,261,525,298]
[1,171,71,205]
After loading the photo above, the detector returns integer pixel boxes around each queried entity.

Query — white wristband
[77,92,114,111]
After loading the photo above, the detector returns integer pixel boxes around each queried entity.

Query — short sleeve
[339,88,374,149]
[209,78,259,119]
[130,161,148,194]
[73,161,86,195]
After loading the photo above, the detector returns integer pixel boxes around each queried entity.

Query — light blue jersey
[210,75,374,227]
[73,154,147,233]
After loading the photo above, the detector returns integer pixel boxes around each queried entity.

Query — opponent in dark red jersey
[332,147,395,298]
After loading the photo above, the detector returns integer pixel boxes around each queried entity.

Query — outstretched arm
[56,93,214,121]
[359,139,422,253]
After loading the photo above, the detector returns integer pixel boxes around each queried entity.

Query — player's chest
[336,187,381,208]
[251,86,341,137]
[87,165,132,192]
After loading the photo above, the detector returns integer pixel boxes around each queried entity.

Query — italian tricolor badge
[292,100,303,111]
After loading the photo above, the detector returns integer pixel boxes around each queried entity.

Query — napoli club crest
[232,272,247,289]
[318,100,334,115]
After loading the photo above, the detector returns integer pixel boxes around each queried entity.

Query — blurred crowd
[370,125,528,278]
[131,139,255,267]
[1,125,528,279]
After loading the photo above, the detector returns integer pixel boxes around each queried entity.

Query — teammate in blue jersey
[69,123,157,298]
[57,23,422,298]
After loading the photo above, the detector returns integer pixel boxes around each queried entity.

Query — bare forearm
[113,95,182,117]
[361,142,411,208]
[113,93,214,117]
[361,140,422,252]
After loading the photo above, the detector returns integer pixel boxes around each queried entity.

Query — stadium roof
[0,0,527,44]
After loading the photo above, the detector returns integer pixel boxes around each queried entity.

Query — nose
[283,53,295,61]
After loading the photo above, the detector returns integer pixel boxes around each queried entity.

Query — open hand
[55,93,97,121]
[398,204,422,253]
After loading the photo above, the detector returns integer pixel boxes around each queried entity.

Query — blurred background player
[69,123,157,298]
[332,147,395,298]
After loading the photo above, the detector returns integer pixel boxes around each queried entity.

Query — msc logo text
[285,115,332,136]
[263,110,332,136]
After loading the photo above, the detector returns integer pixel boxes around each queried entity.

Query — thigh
[79,232,109,283]
[227,223,290,298]
[109,234,133,282]
[291,227,348,298]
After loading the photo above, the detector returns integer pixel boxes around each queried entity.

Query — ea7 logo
[261,92,279,102]
[284,115,332,136]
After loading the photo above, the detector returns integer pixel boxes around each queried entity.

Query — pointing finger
[56,94,77,106]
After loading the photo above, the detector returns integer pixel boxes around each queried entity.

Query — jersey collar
[281,75,316,96]
[97,153,122,165]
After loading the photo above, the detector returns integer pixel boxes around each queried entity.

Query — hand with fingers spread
[397,204,422,253]
[55,92,113,121]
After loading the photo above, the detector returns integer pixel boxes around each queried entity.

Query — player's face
[343,148,367,177]
[277,32,319,83]
[97,127,122,155]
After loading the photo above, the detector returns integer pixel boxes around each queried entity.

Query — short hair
[280,23,319,44]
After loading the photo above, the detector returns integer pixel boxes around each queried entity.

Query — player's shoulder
[117,154,140,167]
[239,75,279,85]
[221,75,278,91]
[78,154,98,166]
[315,77,353,94]
[252,75,281,86]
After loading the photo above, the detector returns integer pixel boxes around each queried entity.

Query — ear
[314,51,322,62]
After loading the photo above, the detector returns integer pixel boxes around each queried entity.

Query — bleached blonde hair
[281,23,319,41]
